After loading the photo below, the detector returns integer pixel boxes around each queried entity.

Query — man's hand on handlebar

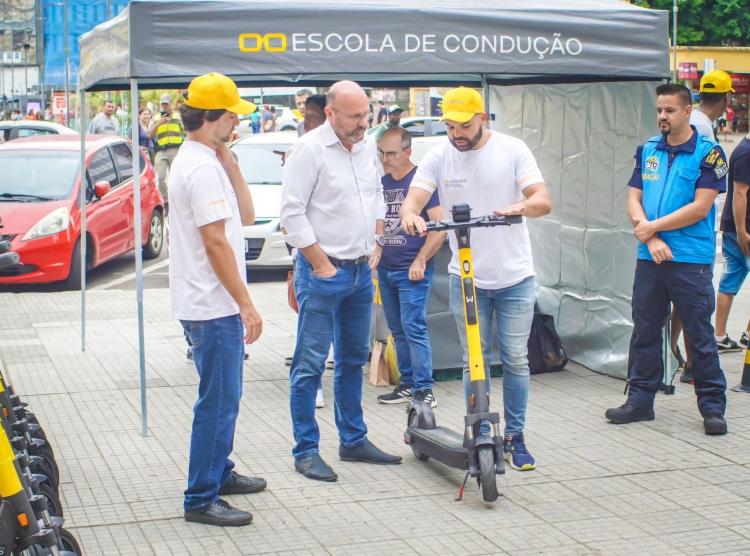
[494,203,527,217]
[401,214,428,236]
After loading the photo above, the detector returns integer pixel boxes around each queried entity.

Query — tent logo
[239,33,287,53]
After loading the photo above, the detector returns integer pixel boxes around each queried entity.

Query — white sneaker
[315,388,325,408]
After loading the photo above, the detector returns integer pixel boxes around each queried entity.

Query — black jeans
[628,260,726,416]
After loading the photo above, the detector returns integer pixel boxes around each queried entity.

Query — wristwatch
[374,234,385,247]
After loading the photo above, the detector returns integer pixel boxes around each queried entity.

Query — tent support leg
[79,89,87,352]
[130,78,149,437]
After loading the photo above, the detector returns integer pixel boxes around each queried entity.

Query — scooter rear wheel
[408,410,429,461]
[478,446,498,502]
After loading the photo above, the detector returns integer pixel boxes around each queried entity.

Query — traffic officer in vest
[148,93,185,213]
[605,83,729,436]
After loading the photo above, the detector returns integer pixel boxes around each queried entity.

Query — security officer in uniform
[148,93,185,213]
[605,83,729,436]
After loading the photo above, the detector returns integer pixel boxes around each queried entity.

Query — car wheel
[63,239,82,291]
[143,209,164,260]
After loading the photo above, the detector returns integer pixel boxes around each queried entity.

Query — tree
[633,0,750,46]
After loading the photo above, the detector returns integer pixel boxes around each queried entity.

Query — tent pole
[79,89,87,352]
[130,78,149,437]
[481,74,489,114]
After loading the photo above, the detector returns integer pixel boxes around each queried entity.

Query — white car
[368,116,447,138]
[231,131,297,269]
[0,121,78,143]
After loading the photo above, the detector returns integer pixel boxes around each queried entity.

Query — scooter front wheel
[478,446,498,502]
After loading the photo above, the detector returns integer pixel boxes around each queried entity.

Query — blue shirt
[629,128,727,264]
[380,166,440,270]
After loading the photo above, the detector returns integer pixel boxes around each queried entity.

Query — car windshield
[231,143,286,184]
[0,151,79,201]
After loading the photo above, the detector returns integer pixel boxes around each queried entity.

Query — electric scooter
[403,204,522,503]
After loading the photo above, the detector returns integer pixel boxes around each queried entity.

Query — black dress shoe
[184,498,252,526]
[339,440,402,465]
[294,453,338,482]
[605,403,655,424]
[704,414,728,436]
[219,471,267,495]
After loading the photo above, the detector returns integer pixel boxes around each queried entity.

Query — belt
[327,255,368,267]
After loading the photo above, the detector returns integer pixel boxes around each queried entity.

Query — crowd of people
[25,69,736,529]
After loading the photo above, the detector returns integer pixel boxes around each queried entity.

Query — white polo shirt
[168,140,246,321]
[413,131,544,290]
[280,121,386,259]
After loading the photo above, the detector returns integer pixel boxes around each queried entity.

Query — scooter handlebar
[424,213,523,231]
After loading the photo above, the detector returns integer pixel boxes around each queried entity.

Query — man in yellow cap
[691,69,735,140]
[169,72,265,527]
[400,86,552,472]
[668,69,737,386]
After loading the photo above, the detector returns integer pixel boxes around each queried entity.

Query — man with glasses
[281,80,402,482]
[374,127,445,408]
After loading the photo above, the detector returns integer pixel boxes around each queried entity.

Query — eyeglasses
[377,149,404,160]
[332,108,369,123]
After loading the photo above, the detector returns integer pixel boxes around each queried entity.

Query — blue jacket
[638,132,718,264]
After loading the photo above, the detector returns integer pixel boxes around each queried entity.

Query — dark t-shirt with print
[380,167,440,270]
[720,137,750,234]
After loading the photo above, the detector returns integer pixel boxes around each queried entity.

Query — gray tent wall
[77,0,669,424]
[491,82,657,378]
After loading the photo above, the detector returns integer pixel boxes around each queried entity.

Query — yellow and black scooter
[404,204,522,502]
[0,372,81,554]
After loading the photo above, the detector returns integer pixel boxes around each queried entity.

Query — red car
[0,134,164,288]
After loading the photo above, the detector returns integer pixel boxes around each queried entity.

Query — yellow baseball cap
[440,87,484,123]
[700,70,735,94]
[184,73,256,115]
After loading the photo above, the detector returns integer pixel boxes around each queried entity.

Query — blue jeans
[180,314,244,512]
[290,256,373,459]
[378,266,435,392]
[449,275,536,435]
[628,260,726,416]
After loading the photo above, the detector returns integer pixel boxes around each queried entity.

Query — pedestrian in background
[89,99,120,136]
[138,108,155,161]
[148,94,185,214]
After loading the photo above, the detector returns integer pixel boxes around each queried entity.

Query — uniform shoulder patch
[705,147,728,179]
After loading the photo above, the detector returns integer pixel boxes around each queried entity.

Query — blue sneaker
[503,433,536,471]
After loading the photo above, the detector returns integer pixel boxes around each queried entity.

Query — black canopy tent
[77,0,670,433]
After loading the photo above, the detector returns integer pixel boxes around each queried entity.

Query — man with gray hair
[281,80,402,482]
[295,88,314,136]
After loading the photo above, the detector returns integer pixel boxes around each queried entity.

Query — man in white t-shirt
[169,73,265,527]
[690,70,734,141]
[400,86,551,472]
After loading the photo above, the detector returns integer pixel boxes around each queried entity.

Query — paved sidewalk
[2,281,750,555]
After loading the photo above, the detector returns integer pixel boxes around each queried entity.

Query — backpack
[527,309,568,374]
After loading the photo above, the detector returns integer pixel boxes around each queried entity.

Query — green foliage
[633,0,750,46]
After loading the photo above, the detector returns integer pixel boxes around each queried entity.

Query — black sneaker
[704,414,728,436]
[741,332,749,348]
[605,403,655,424]
[412,389,437,408]
[716,335,742,353]
[186,348,194,361]
[377,384,412,404]
[184,498,252,526]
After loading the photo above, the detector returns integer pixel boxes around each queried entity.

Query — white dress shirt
[280,121,386,259]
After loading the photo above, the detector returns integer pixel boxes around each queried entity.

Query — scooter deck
[407,425,469,470]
